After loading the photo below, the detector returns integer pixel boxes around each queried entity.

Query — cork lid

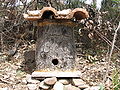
[23,7,89,21]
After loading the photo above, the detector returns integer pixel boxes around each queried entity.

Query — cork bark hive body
[24,7,89,77]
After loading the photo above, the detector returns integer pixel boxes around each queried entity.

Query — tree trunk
[35,20,76,71]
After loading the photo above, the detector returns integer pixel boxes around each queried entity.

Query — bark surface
[36,21,76,71]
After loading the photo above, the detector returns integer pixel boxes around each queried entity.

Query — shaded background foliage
[0,0,119,58]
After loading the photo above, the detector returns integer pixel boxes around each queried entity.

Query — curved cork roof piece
[23,7,89,21]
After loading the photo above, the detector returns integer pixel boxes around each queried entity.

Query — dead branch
[104,22,120,83]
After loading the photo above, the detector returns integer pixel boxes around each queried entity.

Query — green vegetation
[112,69,120,90]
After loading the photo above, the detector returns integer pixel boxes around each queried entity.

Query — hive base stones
[26,74,101,90]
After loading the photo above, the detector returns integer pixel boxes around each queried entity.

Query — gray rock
[90,86,100,90]
[89,82,97,86]
[27,84,38,90]
[58,79,69,85]
[26,74,40,84]
[0,87,8,90]
[26,74,32,82]
[22,78,27,84]
[64,84,80,90]
[13,84,28,90]
[53,82,64,90]
[72,78,86,86]
[29,80,40,84]
[39,81,50,89]
[72,79,89,89]
[44,77,57,85]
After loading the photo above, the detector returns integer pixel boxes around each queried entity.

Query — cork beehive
[24,7,89,77]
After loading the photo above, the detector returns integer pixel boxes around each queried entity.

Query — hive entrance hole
[52,59,59,65]
[42,11,55,19]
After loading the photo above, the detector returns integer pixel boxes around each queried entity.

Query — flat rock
[0,87,8,90]
[72,78,86,86]
[39,81,50,89]
[84,86,100,90]
[64,84,80,90]
[44,77,57,85]
[58,79,69,85]
[32,71,81,77]
[78,84,89,89]
[53,82,64,90]
[90,86,101,90]
[26,74,40,84]
[28,79,40,84]
[13,84,28,90]
[27,84,38,90]
[26,74,32,82]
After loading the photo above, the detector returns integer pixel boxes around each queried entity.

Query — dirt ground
[0,44,120,90]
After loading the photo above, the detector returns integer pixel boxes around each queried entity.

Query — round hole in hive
[52,59,59,65]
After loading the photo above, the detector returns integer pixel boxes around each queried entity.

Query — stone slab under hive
[32,71,81,78]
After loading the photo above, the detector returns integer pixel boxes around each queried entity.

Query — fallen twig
[105,22,120,83]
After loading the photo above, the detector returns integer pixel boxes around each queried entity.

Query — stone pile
[23,74,101,90]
